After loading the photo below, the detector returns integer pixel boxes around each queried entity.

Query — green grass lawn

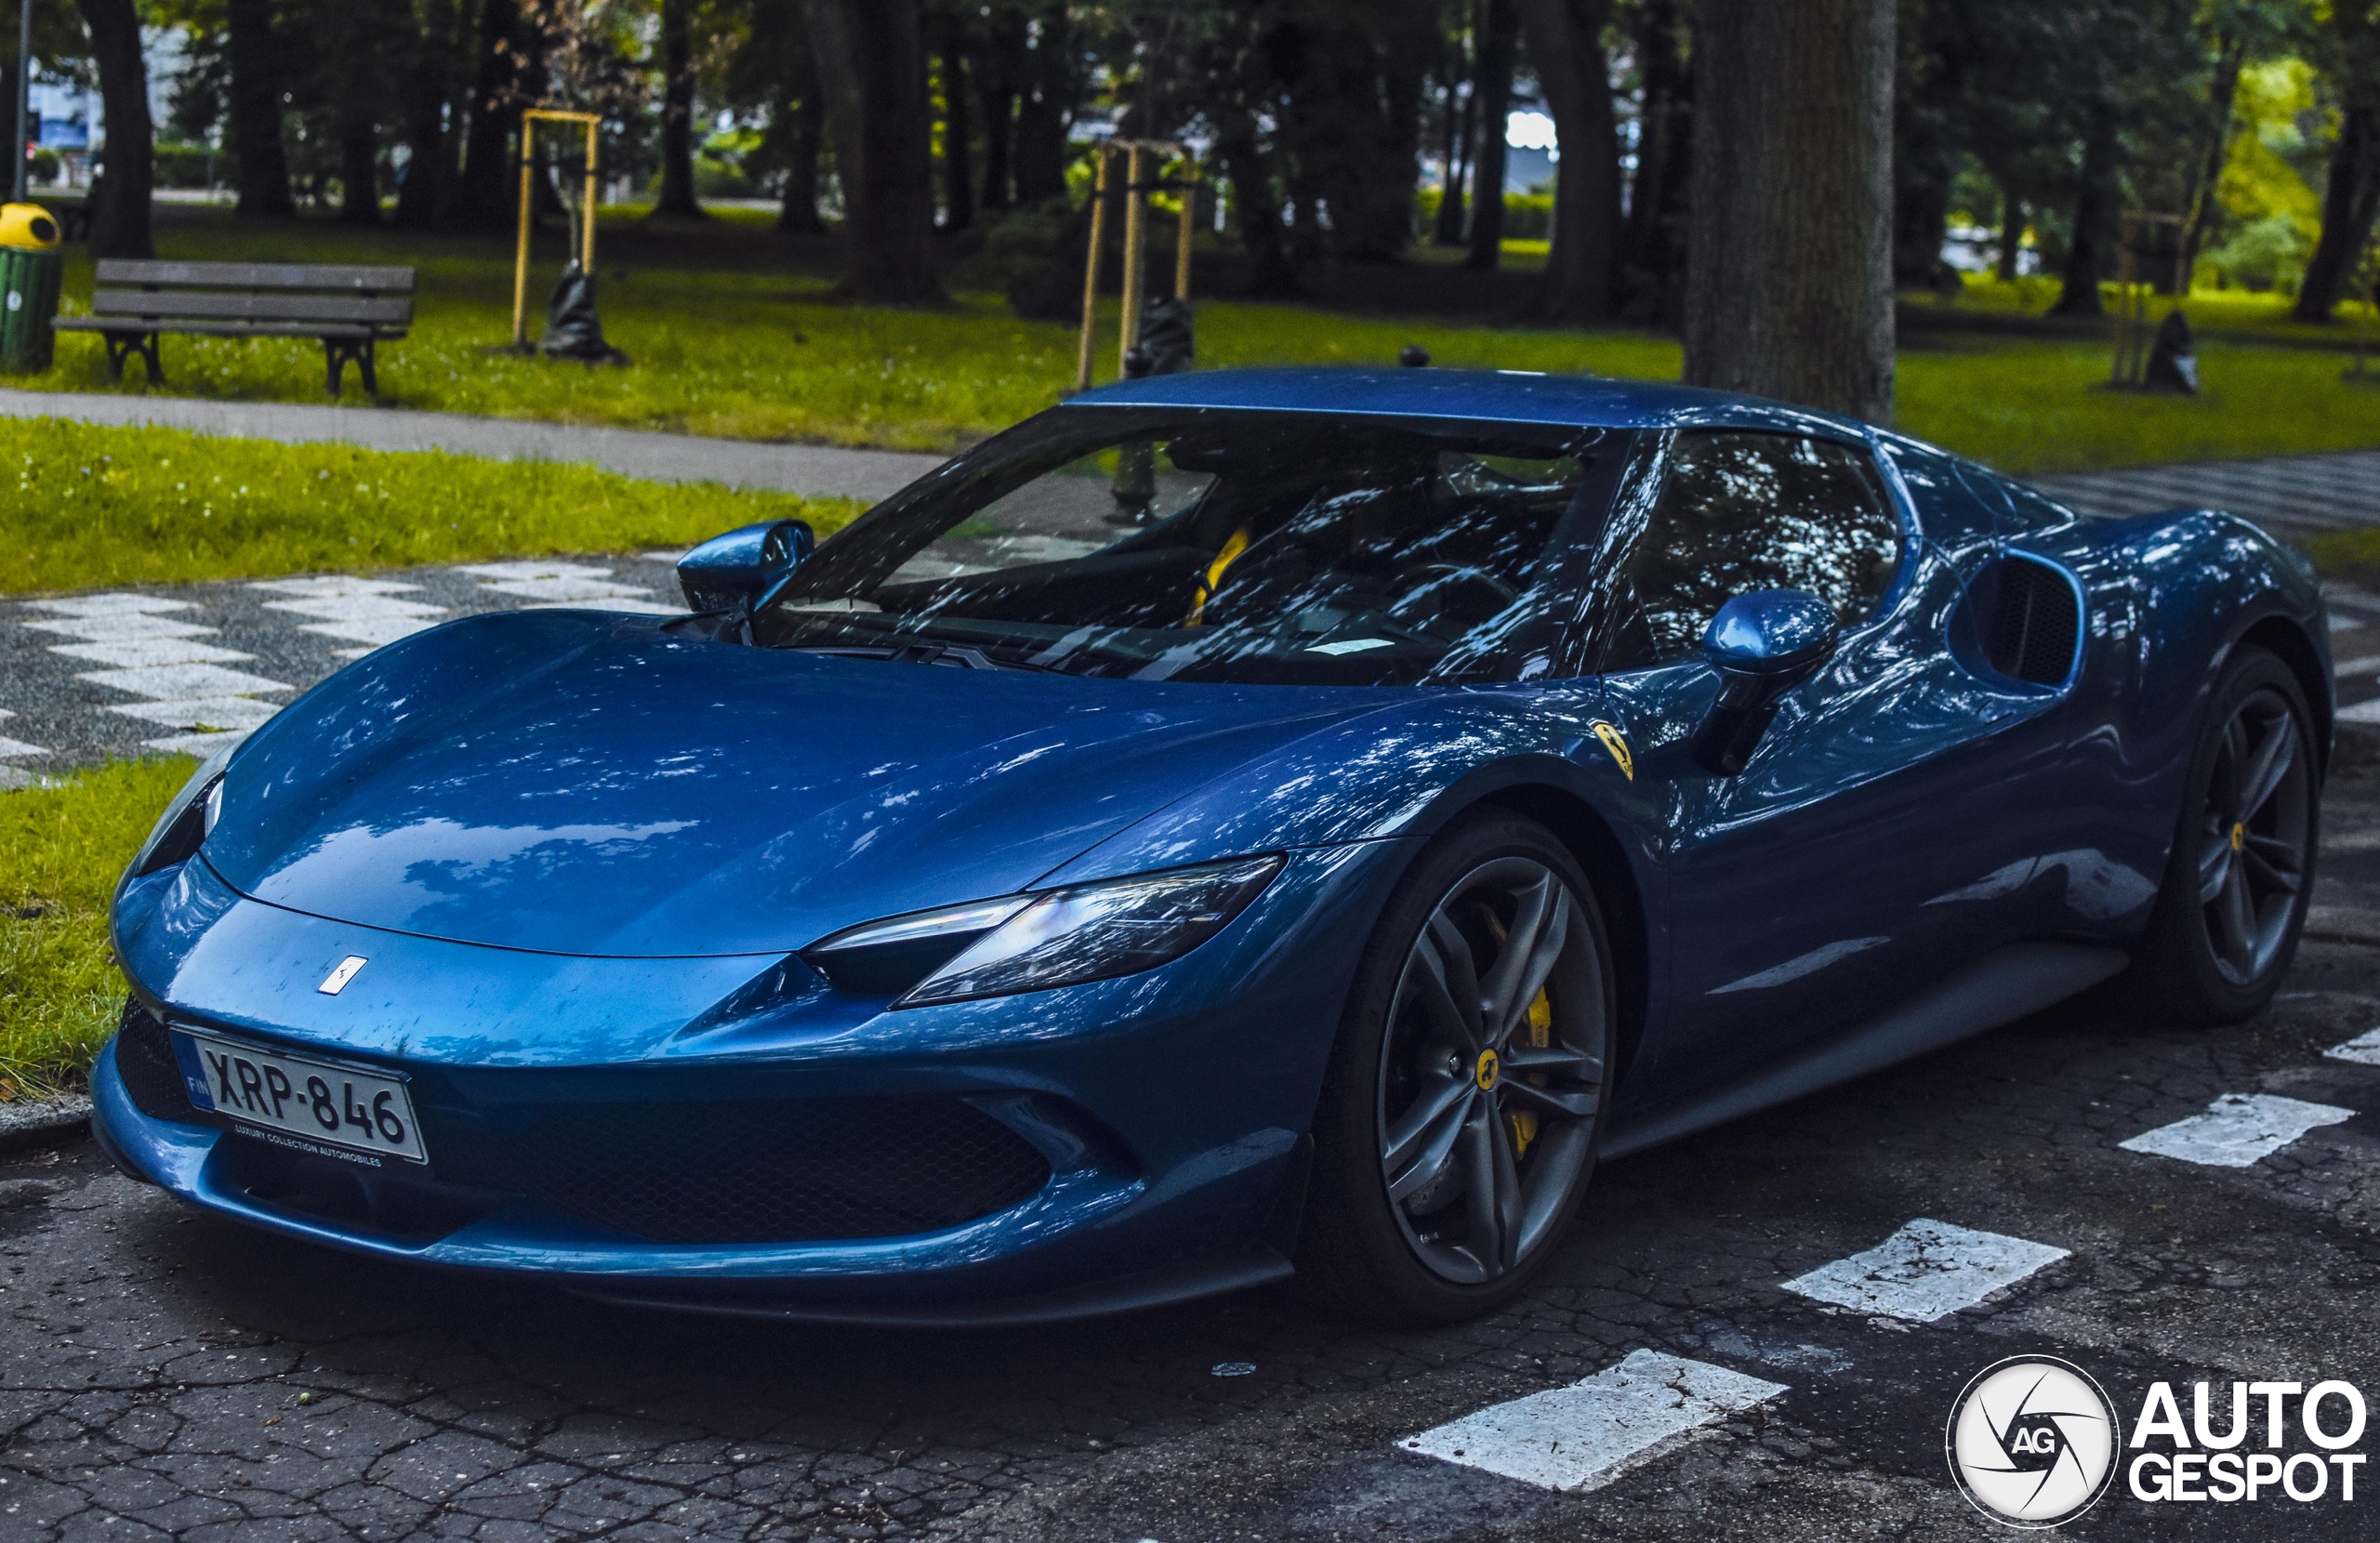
[23,204,2377,474]
[0,415,858,594]
[0,758,188,1100]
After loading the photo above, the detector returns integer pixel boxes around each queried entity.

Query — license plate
[170,1028,429,1167]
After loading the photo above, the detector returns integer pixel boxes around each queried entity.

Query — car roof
[1066,367,1877,442]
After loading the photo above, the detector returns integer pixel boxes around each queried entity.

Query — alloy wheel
[2195,685,2311,985]
[1377,857,1606,1286]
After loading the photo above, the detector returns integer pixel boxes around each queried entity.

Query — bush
[1411,187,1554,243]
[153,142,218,190]
[970,195,1093,322]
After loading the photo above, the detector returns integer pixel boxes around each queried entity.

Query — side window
[1624,431,1903,663]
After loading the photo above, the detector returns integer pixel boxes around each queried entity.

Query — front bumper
[101,840,1411,1320]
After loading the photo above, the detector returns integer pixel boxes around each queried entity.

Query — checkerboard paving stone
[2,556,685,766]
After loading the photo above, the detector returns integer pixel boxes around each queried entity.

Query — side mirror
[676,519,815,616]
[1689,589,1839,776]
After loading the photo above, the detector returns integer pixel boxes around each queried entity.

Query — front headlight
[805,854,1285,1007]
[125,740,238,881]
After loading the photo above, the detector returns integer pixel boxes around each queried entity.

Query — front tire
[2126,643,2319,1025]
[1299,812,1614,1325]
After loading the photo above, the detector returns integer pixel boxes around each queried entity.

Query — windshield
[756,408,1629,685]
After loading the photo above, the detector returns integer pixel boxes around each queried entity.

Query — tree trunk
[1011,6,1073,204]
[1433,25,1471,246]
[1516,0,1620,322]
[338,118,381,225]
[2297,103,2380,322]
[1996,191,2023,283]
[977,21,1017,215]
[77,0,153,257]
[1462,0,1517,270]
[2049,121,2114,318]
[778,82,827,232]
[392,0,457,230]
[225,0,294,218]
[940,46,974,231]
[1684,0,1895,424]
[2179,37,2245,289]
[1617,0,1689,318]
[455,0,523,229]
[654,0,705,217]
[799,0,937,301]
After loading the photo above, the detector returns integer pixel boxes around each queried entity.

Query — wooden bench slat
[88,289,413,326]
[92,259,417,293]
[55,317,397,340]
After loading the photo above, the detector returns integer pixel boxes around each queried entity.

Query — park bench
[53,260,416,394]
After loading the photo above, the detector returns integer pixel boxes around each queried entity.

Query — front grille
[425,1096,1053,1245]
[111,997,1053,1246]
[112,1000,225,1128]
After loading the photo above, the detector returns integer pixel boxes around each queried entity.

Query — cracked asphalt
[7,774,2380,1540]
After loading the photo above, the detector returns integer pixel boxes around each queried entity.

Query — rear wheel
[2126,644,2318,1025]
[1300,812,1613,1324]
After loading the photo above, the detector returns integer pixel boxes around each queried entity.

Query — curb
[0,1096,92,1154]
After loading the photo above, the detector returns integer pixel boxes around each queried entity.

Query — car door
[1593,429,2074,1108]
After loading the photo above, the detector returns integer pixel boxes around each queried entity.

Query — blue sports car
[96,369,2332,1325]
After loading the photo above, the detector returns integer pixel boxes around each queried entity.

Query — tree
[454,0,527,228]
[799,0,936,300]
[2298,1,2380,320]
[1684,0,1895,424]
[653,0,704,216]
[1514,0,1620,320]
[1462,0,1517,270]
[1616,0,1692,319]
[77,0,152,256]
[393,0,468,230]
[225,0,294,215]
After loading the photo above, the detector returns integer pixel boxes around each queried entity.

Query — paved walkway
[2031,447,2380,538]
[0,389,945,503]
[7,385,2374,535]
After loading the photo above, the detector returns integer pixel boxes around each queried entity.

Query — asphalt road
[7,772,2380,1541]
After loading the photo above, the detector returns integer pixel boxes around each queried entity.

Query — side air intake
[1983,557,2079,686]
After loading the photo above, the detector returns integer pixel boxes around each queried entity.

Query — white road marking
[0,707,43,761]
[249,575,450,653]
[22,613,215,640]
[2330,614,2364,632]
[459,560,679,608]
[2331,653,2380,676]
[46,638,258,669]
[76,662,293,701]
[2119,1092,2357,1167]
[2339,700,2380,726]
[105,696,288,732]
[20,593,294,753]
[1399,1351,1787,1493]
[1780,1218,2069,1322]
[2326,1027,2380,1066]
[21,593,192,617]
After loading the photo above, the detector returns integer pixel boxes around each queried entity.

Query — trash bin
[0,203,65,376]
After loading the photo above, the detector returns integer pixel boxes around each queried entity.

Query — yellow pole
[1174,162,1197,300]
[582,120,598,272]
[512,142,535,349]
[1076,147,1110,392]
[1117,143,1146,377]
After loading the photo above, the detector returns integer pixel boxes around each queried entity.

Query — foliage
[0,414,858,594]
[0,759,191,1101]
[2202,59,2327,292]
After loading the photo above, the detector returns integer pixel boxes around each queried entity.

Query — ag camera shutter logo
[1946,1356,2122,1528]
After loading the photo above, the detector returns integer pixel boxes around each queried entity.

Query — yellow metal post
[511,156,535,348]
[1075,146,1111,392]
[1117,144,1147,378]
[1174,162,1197,300]
[581,119,599,272]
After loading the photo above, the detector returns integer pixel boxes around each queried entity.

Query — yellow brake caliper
[1511,987,1550,1157]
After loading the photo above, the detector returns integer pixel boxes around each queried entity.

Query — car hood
[205,611,1395,957]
